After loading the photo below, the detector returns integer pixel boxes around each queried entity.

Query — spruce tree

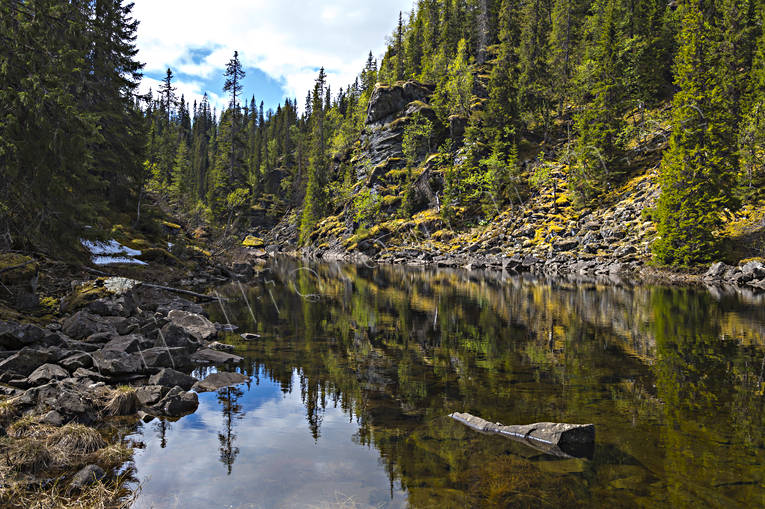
[571,0,627,203]
[653,0,738,265]
[224,51,246,182]
[299,69,329,244]
[517,0,553,135]
[739,3,765,196]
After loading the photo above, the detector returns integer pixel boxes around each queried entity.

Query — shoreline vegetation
[3,0,765,505]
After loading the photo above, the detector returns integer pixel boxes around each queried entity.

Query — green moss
[0,254,36,285]
[242,235,265,248]
[60,279,112,313]
[160,221,182,230]
[381,195,401,207]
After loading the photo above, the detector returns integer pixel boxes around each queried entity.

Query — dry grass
[1,438,52,474]
[46,424,107,464]
[0,413,137,509]
[0,472,138,509]
[103,386,138,417]
[87,444,133,471]
[0,397,21,427]
[7,417,56,440]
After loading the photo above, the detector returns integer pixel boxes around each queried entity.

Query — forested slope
[3,0,765,272]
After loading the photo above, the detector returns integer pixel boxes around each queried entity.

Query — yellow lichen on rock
[242,235,265,248]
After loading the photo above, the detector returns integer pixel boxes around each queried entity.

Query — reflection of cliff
[209,259,765,507]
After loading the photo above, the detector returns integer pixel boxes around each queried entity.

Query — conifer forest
[0,1,764,508]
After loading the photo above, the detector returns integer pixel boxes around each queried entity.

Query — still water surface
[128,258,765,508]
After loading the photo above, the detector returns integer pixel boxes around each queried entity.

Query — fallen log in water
[449,412,595,459]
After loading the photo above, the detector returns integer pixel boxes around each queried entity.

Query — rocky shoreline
[0,275,251,500]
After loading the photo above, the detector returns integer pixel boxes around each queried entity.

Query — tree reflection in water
[217,385,245,475]
[202,258,765,508]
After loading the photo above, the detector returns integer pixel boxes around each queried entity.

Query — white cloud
[132,0,416,109]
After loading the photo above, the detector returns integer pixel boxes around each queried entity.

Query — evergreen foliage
[653,0,739,265]
[6,0,765,266]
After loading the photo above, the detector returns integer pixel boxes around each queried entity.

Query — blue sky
[133,0,417,114]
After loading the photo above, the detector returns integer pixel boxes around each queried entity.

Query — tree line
[2,0,765,265]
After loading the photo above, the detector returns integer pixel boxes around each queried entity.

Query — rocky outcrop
[366,82,434,125]
[360,81,439,169]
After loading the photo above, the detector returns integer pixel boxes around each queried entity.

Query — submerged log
[449,412,595,459]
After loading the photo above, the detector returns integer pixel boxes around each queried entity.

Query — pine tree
[517,0,553,135]
[171,138,191,203]
[653,0,739,265]
[486,0,522,148]
[223,51,246,182]
[395,11,405,81]
[548,0,587,114]
[300,69,329,244]
[158,68,176,125]
[739,3,765,195]
[571,0,627,203]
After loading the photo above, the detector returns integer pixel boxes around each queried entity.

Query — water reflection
[129,258,764,508]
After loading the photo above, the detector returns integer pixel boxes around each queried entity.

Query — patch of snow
[91,256,148,266]
[81,239,146,266]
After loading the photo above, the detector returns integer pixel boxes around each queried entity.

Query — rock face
[192,371,249,393]
[361,82,439,169]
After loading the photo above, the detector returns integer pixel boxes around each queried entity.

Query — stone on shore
[192,371,249,393]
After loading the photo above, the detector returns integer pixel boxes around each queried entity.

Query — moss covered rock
[0,254,37,285]
[242,235,265,248]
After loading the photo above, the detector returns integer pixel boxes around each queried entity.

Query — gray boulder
[191,348,243,365]
[0,348,54,377]
[60,352,94,371]
[192,371,249,393]
[92,350,144,376]
[102,334,151,354]
[27,363,69,385]
[135,385,169,406]
[0,321,47,350]
[157,323,198,350]
[166,310,217,342]
[63,311,115,340]
[140,347,192,369]
[149,368,196,391]
[153,386,198,417]
[70,464,105,490]
[741,260,765,278]
[704,262,729,280]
